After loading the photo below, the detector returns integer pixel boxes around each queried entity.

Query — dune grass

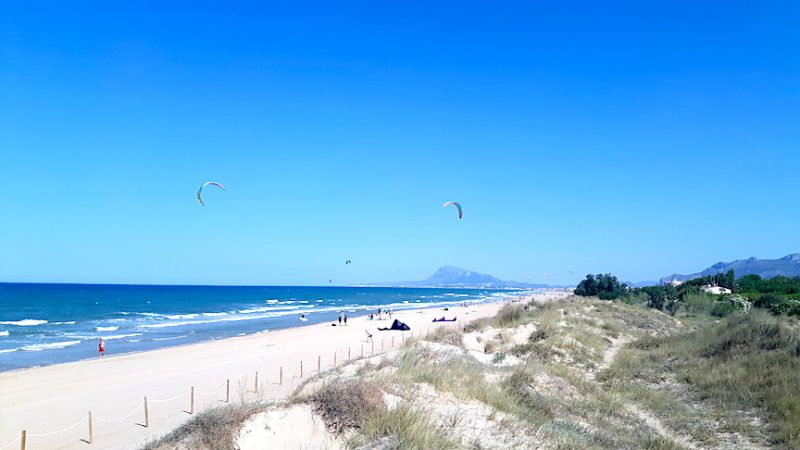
[604,311,800,448]
[140,402,265,450]
[351,404,458,450]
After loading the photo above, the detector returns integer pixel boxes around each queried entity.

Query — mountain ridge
[384,265,557,289]
[660,253,800,283]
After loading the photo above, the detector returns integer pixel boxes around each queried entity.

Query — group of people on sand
[368,307,392,321]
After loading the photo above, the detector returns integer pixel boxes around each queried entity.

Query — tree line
[574,270,800,317]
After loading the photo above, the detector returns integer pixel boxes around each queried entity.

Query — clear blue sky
[1,1,798,286]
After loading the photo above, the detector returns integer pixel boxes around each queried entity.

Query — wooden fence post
[334,352,337,367]
[255,371,259,393]
[88,411,93,444]
[348,346,351,360]
[226,380,230,403]
[279,367,283,385]
[391,336,395,347]
[371,340,374,355]
[300,361,304,378]
[361,344,364,358]
[144,397,149,427]
[20,430,26,450]
[190,386,195,414]
[317,355,321,372]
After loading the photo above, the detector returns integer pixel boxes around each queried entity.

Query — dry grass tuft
[307,380,387,435]
[426,326,464,348]
[140,402,265,450]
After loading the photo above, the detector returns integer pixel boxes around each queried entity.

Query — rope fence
[0,435,20,450]
[1,318,466,448]
[93,404,143,424]
[27,417,86,438]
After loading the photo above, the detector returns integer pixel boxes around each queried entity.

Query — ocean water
[0,283,525,372]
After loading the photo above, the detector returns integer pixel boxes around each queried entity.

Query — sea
[0,283,528,372]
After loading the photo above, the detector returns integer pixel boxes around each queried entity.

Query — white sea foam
[96,326,119,332]
[266,299,279,304]
[21,340,81,351]
[237,304,311,314]
[51,321,77,325]
[202,312,228,317]
[165,314,199,320]
[101,333,142,340]
[153,336,186,341]
[0,330,8,337]
[0,348,17,354]
[0,319,48,326]
[139,308,320,329]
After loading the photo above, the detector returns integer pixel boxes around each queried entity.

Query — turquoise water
[0,283,523,371]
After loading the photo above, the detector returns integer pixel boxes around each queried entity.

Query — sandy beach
[0,299,514,450]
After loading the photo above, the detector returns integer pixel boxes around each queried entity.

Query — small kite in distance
[196,182,226,206]
[443,201,463,219]
[346,260,352,265]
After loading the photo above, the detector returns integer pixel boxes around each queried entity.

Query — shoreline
[0,296,508,376]
[0,296,535,450]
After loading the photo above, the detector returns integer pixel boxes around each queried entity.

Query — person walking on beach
[338,312,343,325]
[343,313,348,326]
[98,338,105,358]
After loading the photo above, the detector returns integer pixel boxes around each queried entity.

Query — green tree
[575,273,627,300]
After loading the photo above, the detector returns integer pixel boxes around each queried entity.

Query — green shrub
[711,301,738,317]
[575,273,627,300]
[769,299,800,317]
[754,293,784,309]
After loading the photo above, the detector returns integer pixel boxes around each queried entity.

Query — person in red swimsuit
[98,338,106,358]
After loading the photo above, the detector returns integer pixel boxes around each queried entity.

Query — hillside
[661,253,800,283]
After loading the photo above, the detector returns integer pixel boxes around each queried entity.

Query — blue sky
[1,1,798,286]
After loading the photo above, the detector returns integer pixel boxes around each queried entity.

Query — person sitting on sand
[98,338,105,358]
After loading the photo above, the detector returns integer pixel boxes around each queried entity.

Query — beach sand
[0,300,512,450]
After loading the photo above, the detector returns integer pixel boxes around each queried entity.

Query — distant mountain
[660,253,800,284]
[386,266,556,289]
